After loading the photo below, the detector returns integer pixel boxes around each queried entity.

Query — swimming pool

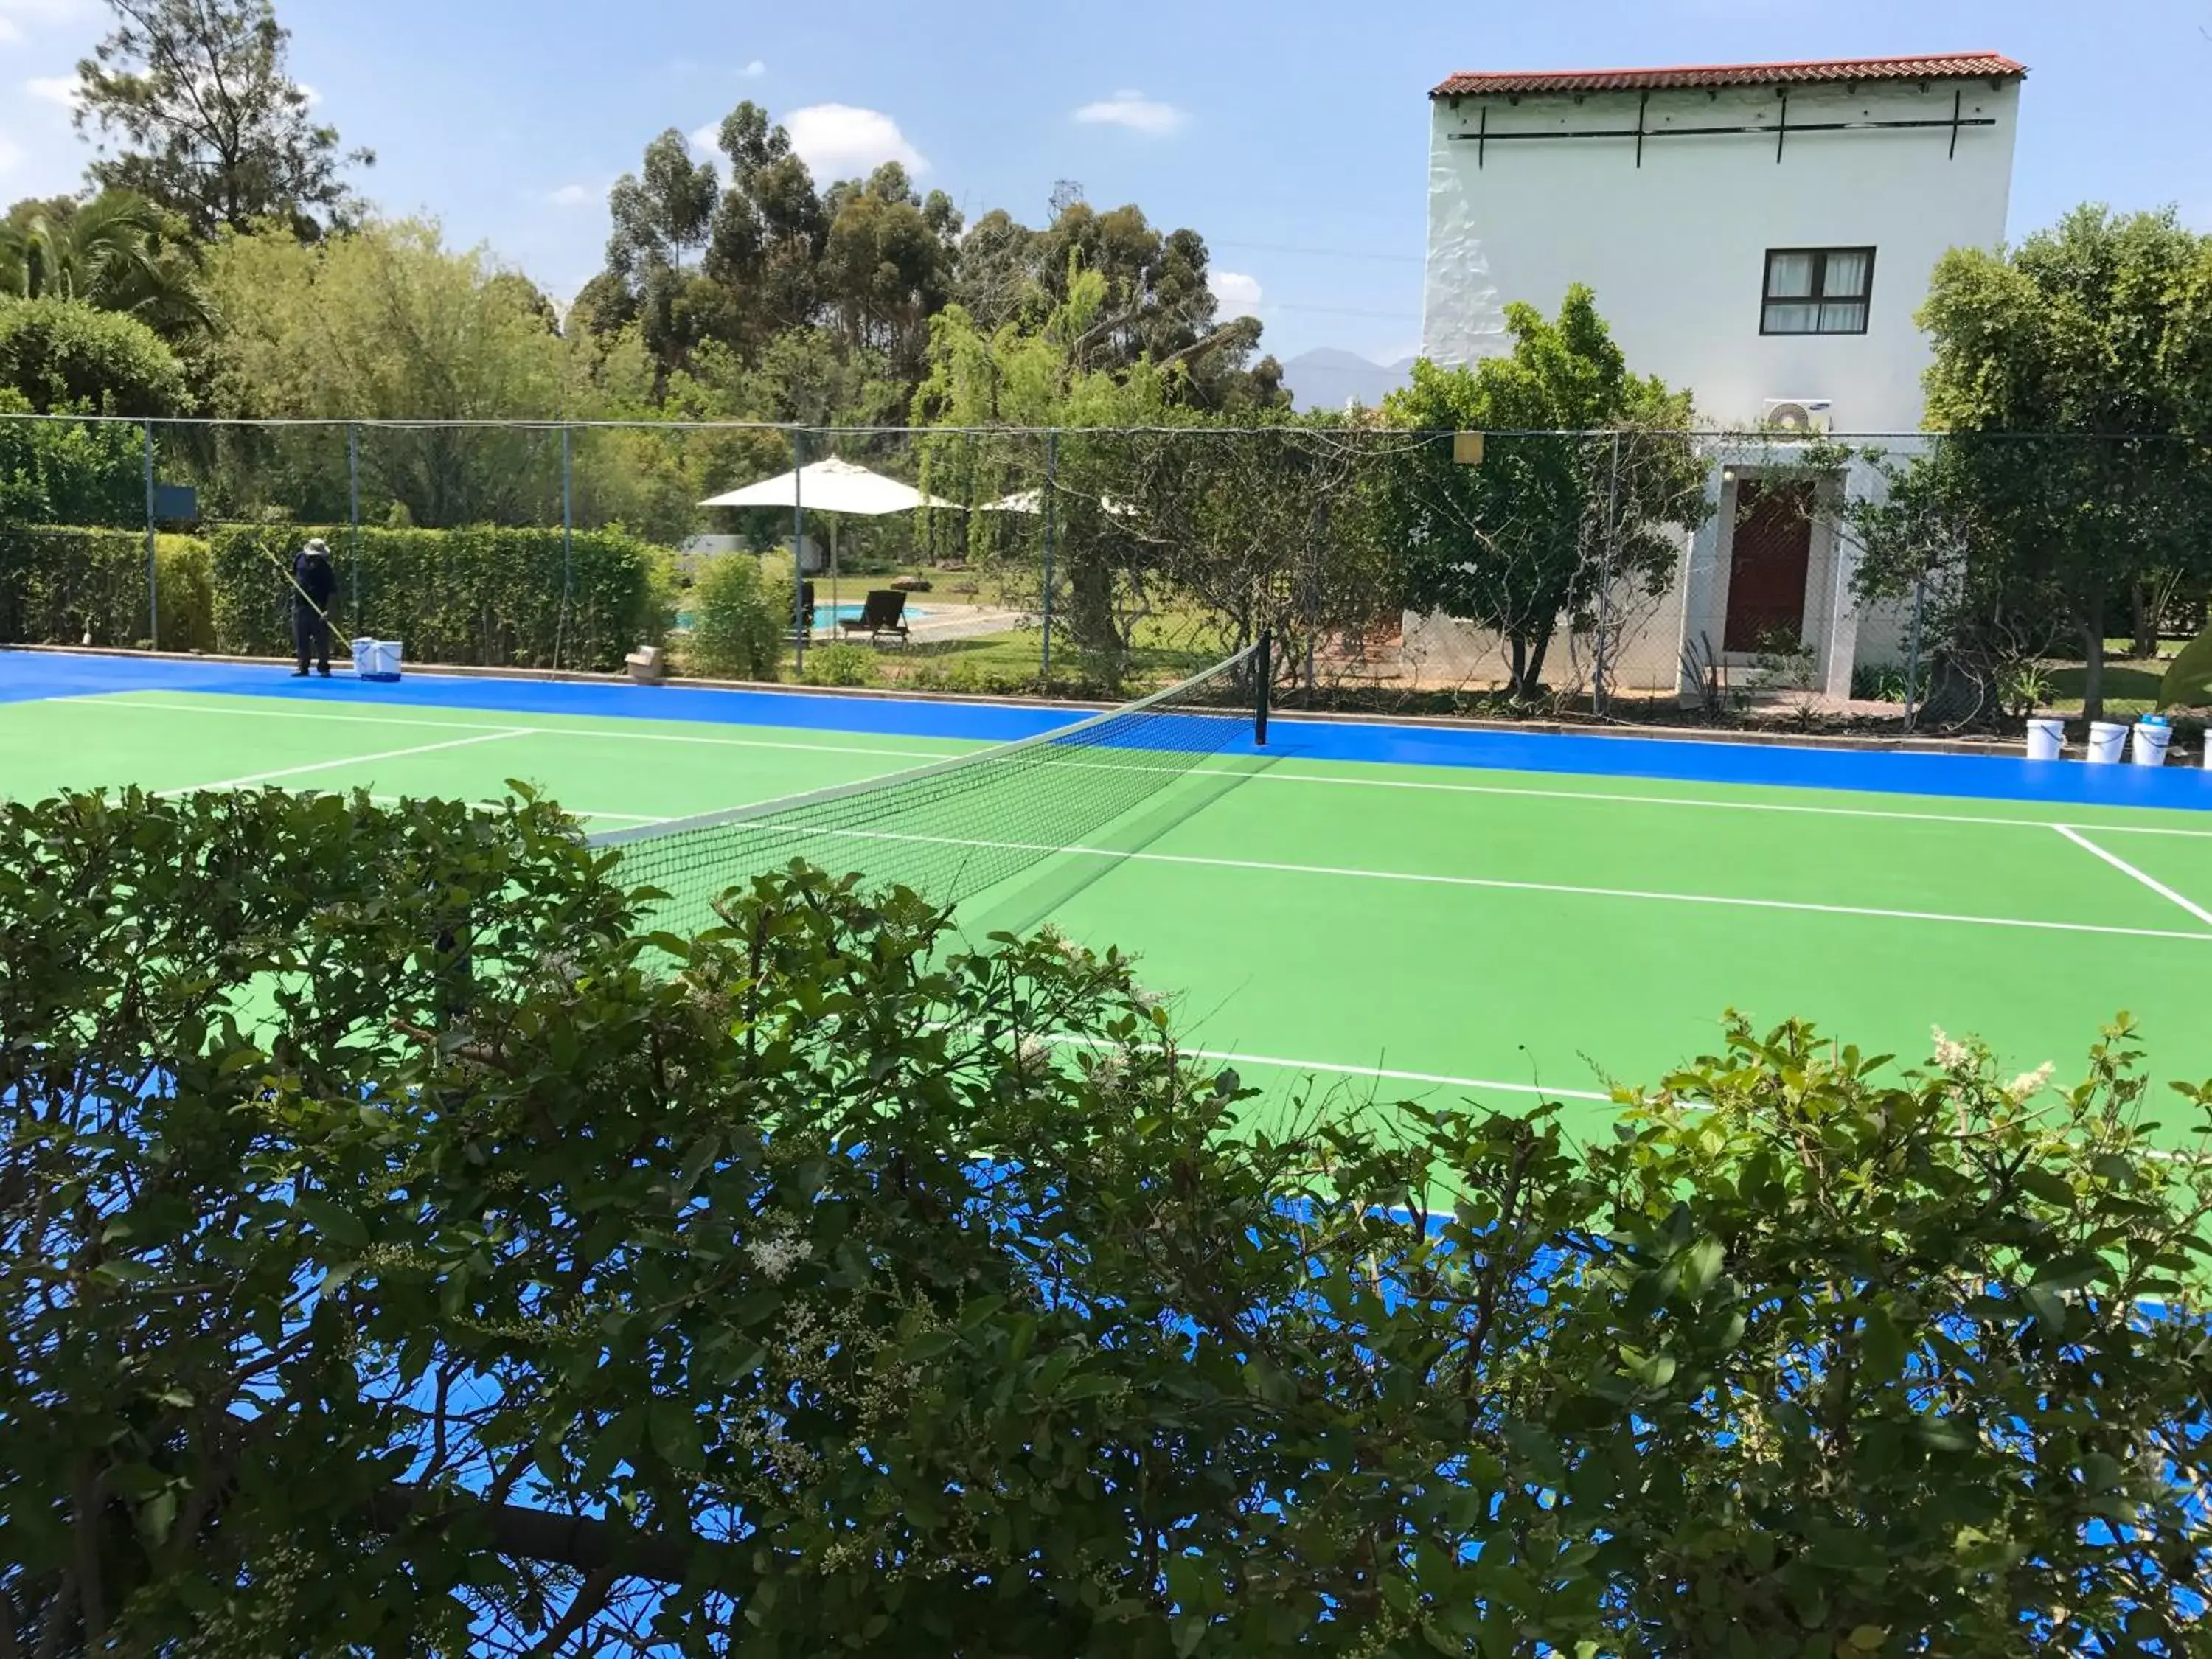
[674,601,930,631]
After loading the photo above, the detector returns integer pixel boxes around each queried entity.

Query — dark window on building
[1761,248,1874,335]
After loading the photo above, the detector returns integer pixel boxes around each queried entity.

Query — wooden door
[1724,479,1814,653]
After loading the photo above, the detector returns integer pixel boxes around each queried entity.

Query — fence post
[1593,429,1623,717]
[1305,495,1324,706]
[1904,575,1926,732]
[347,421,361,631]
[1040,431,1057,682]
[557,423,574,671]
[791,428,808,677]
[142,419,158,650]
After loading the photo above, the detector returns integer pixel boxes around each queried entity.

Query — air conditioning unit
[1762,397,1834,434]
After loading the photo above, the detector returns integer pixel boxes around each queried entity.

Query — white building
[1414,53,2025,700]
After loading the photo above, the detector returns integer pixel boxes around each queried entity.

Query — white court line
[738,822,2212,944]
[1248,768,2212,841]
[2053,824,2212,930]
[1053,1034,1610,1102]
[1045,1037,2212,1168]
[156,729,532,793]
[91,694,2212,841]
[354,791,665,824]
[98,698,973,765]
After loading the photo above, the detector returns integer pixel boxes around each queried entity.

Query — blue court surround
[4,647,2208,812]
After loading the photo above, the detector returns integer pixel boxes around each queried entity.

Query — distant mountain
[1281,348,1418,412]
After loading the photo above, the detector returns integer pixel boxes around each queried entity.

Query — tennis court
[6,646,2212,1144]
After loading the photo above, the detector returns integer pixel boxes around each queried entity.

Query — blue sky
[4,0,2211,363]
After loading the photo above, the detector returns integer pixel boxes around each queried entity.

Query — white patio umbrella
[698,457,959,630]
[698,456,959,515]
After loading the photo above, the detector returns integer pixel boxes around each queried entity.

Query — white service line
[1045,1033,1610,1102]
[745,821,2212,944]
[100,695,2212,841]
[354,791,665,824]
[2052,824,2212,930]
[156,729,532,793]
[1250,768,2212,840]
[104,697,973,764]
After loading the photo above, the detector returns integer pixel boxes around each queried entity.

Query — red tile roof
[1431,54,2026,99]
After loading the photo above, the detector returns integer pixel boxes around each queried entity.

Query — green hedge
[0,526,212,652]
[209,524,672,672]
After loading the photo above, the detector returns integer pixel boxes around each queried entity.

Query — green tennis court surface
[7,683,2212,1144]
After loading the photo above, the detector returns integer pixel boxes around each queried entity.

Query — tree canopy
[0,192,212,341]
[0,293,190,414]
[1377,286,1708,701]
[198,220,577,525]
[581,107,1280,414]
[72,0,373,240]
[1909,206,2212,719]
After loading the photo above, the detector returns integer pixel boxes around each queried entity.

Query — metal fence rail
[5,414,2205,730]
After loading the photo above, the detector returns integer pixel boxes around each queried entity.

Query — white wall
[1422,75,2020,432]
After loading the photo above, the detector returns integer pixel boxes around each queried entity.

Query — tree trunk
[2081,588,2107,725]
[2132,577,2157,661]
[1505,633,1528,702]
[1063,557,1122,669]
[1518,625,1554,703]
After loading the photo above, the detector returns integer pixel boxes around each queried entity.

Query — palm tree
[0,192,215,338]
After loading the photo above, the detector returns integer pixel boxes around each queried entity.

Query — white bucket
[2086,720,2129,765]
[2131,718,2173,768]
[2025,717,2065,762]
[350,637,403,682]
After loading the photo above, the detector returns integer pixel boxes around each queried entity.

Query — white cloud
[783,102,927,178]
[540,182,594,208]
[25,73,74,108]
[689,122,720,157]
[1210,270,1262,315]
[297,80,319,106]
[740,58,765,78]
[1072,90,1187,136]
[0,18,20,43]
[0,130,22,173]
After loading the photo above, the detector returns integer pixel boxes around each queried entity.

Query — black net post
[1255,627,1272,748]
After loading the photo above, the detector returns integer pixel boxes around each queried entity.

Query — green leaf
[580,1409,643,1489]
[2030,1253,2112,1295]
[139,1488,178,1547]
[1846,1626,1887,1652]
[2020,1283,2068,1331]
[293,1194,367,1252]
[648,1399,700,1470]
[2157,621,2212,710]
[1682,1236,1725,1295]
[1860,1305,1907,1384]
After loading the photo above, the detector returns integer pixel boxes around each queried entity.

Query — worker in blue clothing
[291,537,338,677]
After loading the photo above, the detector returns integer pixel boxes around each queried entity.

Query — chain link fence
[6,413,2207,731]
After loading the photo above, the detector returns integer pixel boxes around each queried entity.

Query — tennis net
[591,639,1269,933]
